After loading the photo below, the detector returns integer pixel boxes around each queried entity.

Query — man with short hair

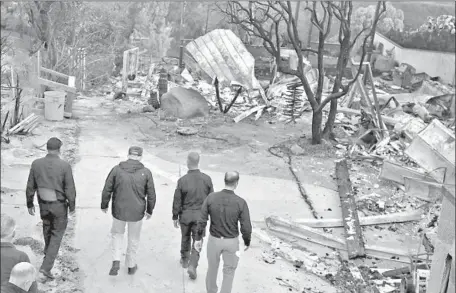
[172,152,213,280]
[25,137,76,279]
[0,214,37,292]
[1,262,37,293]
[195,171,252,293]
[101,146,156,276]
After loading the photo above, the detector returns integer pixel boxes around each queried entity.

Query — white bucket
[44,91,66,121]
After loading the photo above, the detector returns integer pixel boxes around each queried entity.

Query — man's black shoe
[39,269,55,279]
[128,265,138,275]
[187,266,197,280]
[109,261,120,276]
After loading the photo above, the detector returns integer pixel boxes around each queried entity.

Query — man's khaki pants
[206,235,240,293]
[111,217,143,268]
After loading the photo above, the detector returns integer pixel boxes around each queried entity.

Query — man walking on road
[194,171,252,293]
[25,137,76,280]
[172,152,213,280]
[101,146,156,276]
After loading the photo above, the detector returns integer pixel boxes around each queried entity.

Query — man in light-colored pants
[101,146,156,275]
[206,235,240,293]
[111,218,143,269]
[195,171,252,293]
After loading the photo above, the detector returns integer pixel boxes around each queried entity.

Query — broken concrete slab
[392,115,427,141]
[405,119,455,186]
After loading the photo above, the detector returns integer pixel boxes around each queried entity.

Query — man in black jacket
[172,152,213,280]
[195,171,252,293]
[25,137,76,279]
[101,146,156,276]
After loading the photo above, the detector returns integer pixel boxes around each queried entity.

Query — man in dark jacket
[1,214,38,292]
[101,146,156,276]
[172,152,213,280]
[25,137,76,279]
[195,171,252,293]
[1,262,36,293]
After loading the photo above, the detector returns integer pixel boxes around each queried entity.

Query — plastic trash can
[44,91,66,121]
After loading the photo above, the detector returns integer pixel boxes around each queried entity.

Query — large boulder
[160,86,209,119]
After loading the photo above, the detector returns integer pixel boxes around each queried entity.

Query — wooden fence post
[122,50,128,93]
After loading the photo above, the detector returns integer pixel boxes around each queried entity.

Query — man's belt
[39,199,66,204]
[211,234,236,240]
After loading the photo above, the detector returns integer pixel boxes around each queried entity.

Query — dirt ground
[0,92,429,293]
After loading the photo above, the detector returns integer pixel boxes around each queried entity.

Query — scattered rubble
[30,28,452,293]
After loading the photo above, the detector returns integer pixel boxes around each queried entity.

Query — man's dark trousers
[39,200,68,272]
[180,211,203,269]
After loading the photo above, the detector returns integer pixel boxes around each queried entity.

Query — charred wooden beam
[335,158,366,259]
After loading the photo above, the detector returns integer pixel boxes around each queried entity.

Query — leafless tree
[216,1,284,68]
[220,1,386,144]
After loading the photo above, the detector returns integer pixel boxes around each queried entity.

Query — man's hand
[101,208,108,214]
[194,240,203,252]
[145,213,152,220]
[173,220,180,228]
[28,207,35,216]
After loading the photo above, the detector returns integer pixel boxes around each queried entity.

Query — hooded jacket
[101,159,156,222]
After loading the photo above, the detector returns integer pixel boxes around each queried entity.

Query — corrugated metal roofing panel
[185,29,260,90]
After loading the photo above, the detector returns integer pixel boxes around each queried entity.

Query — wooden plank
[27,121,40,133]
[233,105,266,123]
[122,50,128,93]
[347,262,376,293]
[8,114,36,133]
[37,51,41,75]
[252,229,324,275]
[266,216,428,264]
[350,64,375,118]
[379,160,439,185]
[68,76,76,87]
[294,209,423,228]
[11,67,17,101]
[37,78,76,93]
[40,67,69,79]
[382,264,429,278]
[22,119,40,133]
[11,116,39,134]
[366,63,386,134]
[254,107,264,121]
[335,158,366,259]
